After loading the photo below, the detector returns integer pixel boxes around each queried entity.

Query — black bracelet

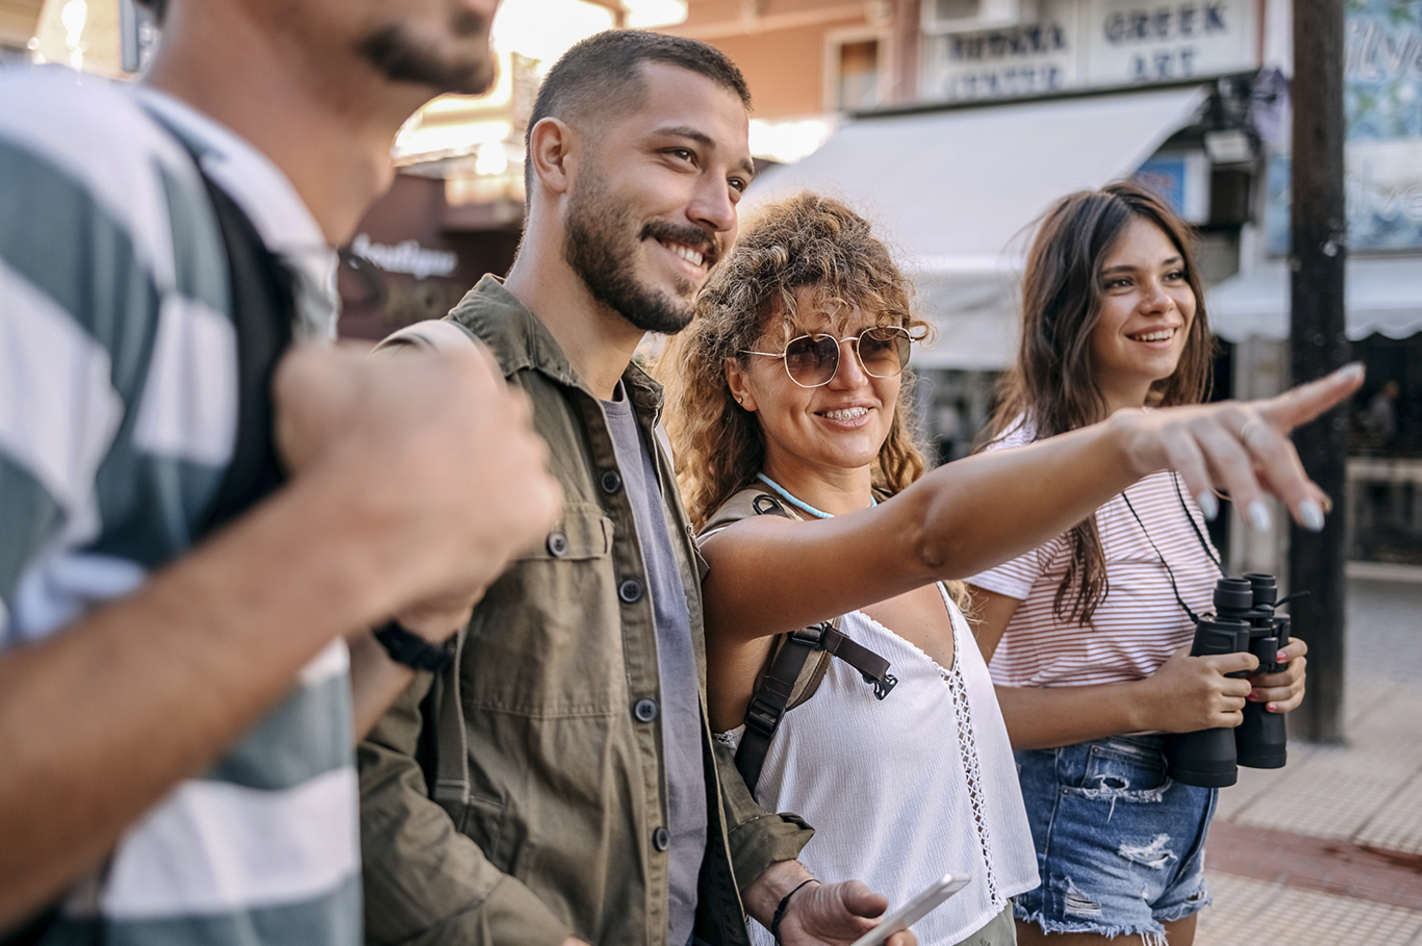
[373,620,456,673]
[770,878,819,945]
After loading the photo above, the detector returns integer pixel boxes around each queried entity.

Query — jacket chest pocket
[526,502,614,562]
[468,502,624,717]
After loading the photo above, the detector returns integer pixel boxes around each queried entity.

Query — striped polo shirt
[0,66,357,944]
[968,417,1222,688]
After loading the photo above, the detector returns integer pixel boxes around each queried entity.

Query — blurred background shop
[12,0,1422,579]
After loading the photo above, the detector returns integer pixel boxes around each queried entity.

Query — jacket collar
[452,275,665,420]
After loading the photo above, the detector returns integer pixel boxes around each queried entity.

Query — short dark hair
[523,29,751,195]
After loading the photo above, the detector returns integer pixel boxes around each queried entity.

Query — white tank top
[718,588,1038,945]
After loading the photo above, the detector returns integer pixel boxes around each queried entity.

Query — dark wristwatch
[372,620,456,673]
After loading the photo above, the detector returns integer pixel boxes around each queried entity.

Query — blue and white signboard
[1267,0,1422,254]
[1135,151,1211,222]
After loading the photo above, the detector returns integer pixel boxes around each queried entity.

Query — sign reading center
[921,0,1256,102]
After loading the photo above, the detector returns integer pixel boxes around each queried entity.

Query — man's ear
[527,118,576,196]
[725,357,757,412]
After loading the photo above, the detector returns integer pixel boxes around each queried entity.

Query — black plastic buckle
[744,694,783,737]
[791,623,829,646]
[870,673,898,701]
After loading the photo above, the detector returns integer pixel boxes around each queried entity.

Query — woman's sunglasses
[742,326,915,388]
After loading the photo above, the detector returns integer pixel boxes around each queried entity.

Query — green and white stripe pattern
[0,67,358,946]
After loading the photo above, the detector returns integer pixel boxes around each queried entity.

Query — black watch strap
[373,620,456,673]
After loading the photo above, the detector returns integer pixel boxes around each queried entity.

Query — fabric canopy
[1206,257,1422,341]
[744,85,1212,369]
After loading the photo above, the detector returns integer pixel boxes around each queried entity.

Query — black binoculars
[1166,573,1291,788]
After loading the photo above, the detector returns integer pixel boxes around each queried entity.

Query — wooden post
[1288,0,1349,744]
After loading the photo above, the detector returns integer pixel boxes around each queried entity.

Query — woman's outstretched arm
[701,365,1363,646]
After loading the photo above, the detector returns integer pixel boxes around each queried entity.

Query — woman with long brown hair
[659,191,1356,946]
[967,182,1312,945]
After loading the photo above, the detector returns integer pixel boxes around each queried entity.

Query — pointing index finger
[1257,362,1365,434]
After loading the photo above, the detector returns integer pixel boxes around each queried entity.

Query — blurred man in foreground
[0,0,560,942]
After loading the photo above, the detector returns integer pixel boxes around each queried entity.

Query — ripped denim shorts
[1012,734,1217,943]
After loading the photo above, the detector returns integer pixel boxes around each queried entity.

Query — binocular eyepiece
[1166,572,1291,788]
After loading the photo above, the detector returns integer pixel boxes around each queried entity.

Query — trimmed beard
[563,172,716,336]
[357,11,495,96]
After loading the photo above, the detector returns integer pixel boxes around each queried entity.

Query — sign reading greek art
[919,0,1256,102]
[1083,0,1255,86]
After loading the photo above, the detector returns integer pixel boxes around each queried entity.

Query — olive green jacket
[358,277,813,946]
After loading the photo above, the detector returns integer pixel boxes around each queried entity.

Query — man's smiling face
[562,61,753,335]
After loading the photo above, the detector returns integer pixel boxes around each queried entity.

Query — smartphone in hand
[848,873,970,946]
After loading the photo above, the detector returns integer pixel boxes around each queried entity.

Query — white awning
[911,272,1022,370]
[1206,257,1422,341]
[743,86,1211,369]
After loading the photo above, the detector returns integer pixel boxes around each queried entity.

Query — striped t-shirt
[0,66,357,945]
[967,417,1221,689]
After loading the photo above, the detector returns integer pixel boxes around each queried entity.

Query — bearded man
[357,28,915,946]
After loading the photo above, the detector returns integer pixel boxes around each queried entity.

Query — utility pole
[1289,0,1349,743]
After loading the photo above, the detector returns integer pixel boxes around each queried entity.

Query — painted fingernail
[1248,500,1272,532]
[1299,498,1325,532]
[1267,702,1280,713]
[1338,362,1365,382]
[1197,491,1220,521]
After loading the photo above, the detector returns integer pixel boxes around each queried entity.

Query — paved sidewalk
[1195,578,1422,946]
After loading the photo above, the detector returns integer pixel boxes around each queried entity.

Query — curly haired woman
[658,192,1355,946]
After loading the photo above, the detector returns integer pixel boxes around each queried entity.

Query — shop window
[833,38,883,112]
[1208,167,1252,227]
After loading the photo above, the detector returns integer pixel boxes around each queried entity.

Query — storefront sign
[351,233,459,279]
[920,0,1255,102]
[1084,0,1254,86]
[1135,151,1210,222]
[920,15,1077,100]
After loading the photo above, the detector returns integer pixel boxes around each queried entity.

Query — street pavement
[1195,578,1422,946]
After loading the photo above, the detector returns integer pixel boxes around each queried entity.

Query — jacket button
[652,826,670,852]
[618,579,644,604]
[546,529,569,557]
[633,698,659,722]
[601,469,623,494]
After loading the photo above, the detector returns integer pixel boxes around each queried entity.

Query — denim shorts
[1012,734,1217,942]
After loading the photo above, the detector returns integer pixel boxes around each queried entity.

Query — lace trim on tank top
[867,589,1004,907]
[723,585,1009,910]
[942,624,1002,907]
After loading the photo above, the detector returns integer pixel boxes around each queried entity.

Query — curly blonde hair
[659,192,933,532]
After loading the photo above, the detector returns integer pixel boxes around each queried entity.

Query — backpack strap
[735,621,829,792]
[192,164,294,537]
[429,627,471,821]
[366,320,484,820]
[734,618,898,792]
[704,487,898,793]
